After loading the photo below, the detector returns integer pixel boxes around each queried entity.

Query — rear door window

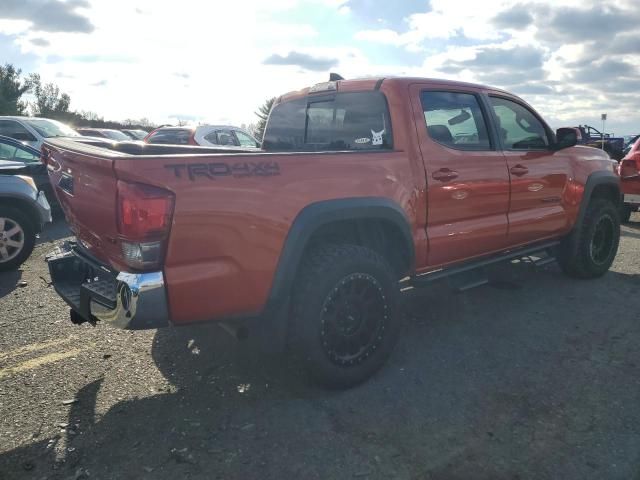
[263,91,392,152]
[421,91,491,150]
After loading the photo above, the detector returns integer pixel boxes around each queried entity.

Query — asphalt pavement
[1,218,639,480]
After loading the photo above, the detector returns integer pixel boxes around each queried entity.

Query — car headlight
[16,175,37,190]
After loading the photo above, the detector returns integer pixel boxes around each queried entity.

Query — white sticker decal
[355,137,371,144]
[371,129,385,146]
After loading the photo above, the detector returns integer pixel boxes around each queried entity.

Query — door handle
[432,168,459,182]
[510,164,529,176]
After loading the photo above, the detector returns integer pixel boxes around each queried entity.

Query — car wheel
[0,206,36,272]
[558,198,620,279]
[290,244,401,389]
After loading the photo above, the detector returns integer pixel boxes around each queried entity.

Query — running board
[410,241,560,289]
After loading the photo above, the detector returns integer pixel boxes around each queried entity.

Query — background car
[0,173,51,271]
[0,116,81,149]
[620,137,640,222]
[144,125,260,148]
[0,135,56,207]
[76,128,132,141]
[121,129,148,140]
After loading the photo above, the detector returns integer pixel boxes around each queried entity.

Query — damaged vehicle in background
[144,125,260,148]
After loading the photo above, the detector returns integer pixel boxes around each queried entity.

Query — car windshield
[102,130,130,141]
[22,118,80,138]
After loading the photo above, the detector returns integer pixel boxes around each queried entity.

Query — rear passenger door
[487,96,570,246]
[410,85,511,267]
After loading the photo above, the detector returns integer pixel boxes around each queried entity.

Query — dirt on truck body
[44,77,621,388]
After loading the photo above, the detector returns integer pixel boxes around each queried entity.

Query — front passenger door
[488,96,571,246]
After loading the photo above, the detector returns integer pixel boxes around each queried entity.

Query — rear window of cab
[263,91,392,152]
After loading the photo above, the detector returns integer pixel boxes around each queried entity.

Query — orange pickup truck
[45,77,621,388]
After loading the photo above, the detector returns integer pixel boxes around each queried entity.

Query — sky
[0,0,639,134]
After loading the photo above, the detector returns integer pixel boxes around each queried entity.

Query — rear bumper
[47,242,170,329]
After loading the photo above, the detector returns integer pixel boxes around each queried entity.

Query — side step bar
[410,240,560,290]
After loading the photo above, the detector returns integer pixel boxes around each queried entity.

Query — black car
[0,134,56,207]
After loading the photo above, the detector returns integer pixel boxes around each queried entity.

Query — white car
[0,116,85,149]
[145,125,260,148]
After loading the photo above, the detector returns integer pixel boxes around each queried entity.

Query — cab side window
[421,91,491,151]
[489,97,549,150]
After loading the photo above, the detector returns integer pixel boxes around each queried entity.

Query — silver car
[0,173,51,271]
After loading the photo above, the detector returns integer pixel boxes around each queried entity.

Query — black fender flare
[575,171,621,230]
[267,197,415,308]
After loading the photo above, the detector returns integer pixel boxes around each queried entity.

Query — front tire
[0,206,36,272]
[290,244,401,389]
[558,198,620,279]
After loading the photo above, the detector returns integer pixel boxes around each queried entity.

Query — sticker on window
[355,137,371,144]
[371,129,385,146]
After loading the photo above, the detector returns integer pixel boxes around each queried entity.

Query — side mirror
[11,132,37,142]
[554,127,580,150]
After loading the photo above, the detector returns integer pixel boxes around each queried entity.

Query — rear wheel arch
[267,198,415,307]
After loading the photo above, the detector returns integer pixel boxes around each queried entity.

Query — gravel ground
[1,218,640,480]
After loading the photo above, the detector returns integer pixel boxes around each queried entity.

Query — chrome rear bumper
[47,243,170,330]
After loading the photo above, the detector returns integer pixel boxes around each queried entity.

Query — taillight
[116,180,174,270]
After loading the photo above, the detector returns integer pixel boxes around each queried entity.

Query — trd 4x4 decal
[165,161,280,180]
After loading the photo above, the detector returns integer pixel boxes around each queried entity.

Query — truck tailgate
[43,139,125,269]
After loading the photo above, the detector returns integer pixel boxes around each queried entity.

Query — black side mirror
[11,132,37,142]
[554,127,580,150]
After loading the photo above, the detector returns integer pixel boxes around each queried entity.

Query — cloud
[30,37,49,46]
[345,0,431,30]
[440,46,546,82]
[571,59,638,84]
[0,0,94,33]
[537,5,640,43]
[492,5,533,29]
[263,51,338,71]
[609,33,640,55]
[511,83,556,95]
[90,79,106,87]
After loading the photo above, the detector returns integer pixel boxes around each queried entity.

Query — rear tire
[0,206,36,272]
[557,198,620,279]
[290,244,401,389]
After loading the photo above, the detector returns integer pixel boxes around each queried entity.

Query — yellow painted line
[0,336,77,361]
[0,345,92,379]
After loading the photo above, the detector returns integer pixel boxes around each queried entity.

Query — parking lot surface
[1,218,639,480]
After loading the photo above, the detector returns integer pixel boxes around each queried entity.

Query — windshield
[23,118,80,138]
[102,130,130,141]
